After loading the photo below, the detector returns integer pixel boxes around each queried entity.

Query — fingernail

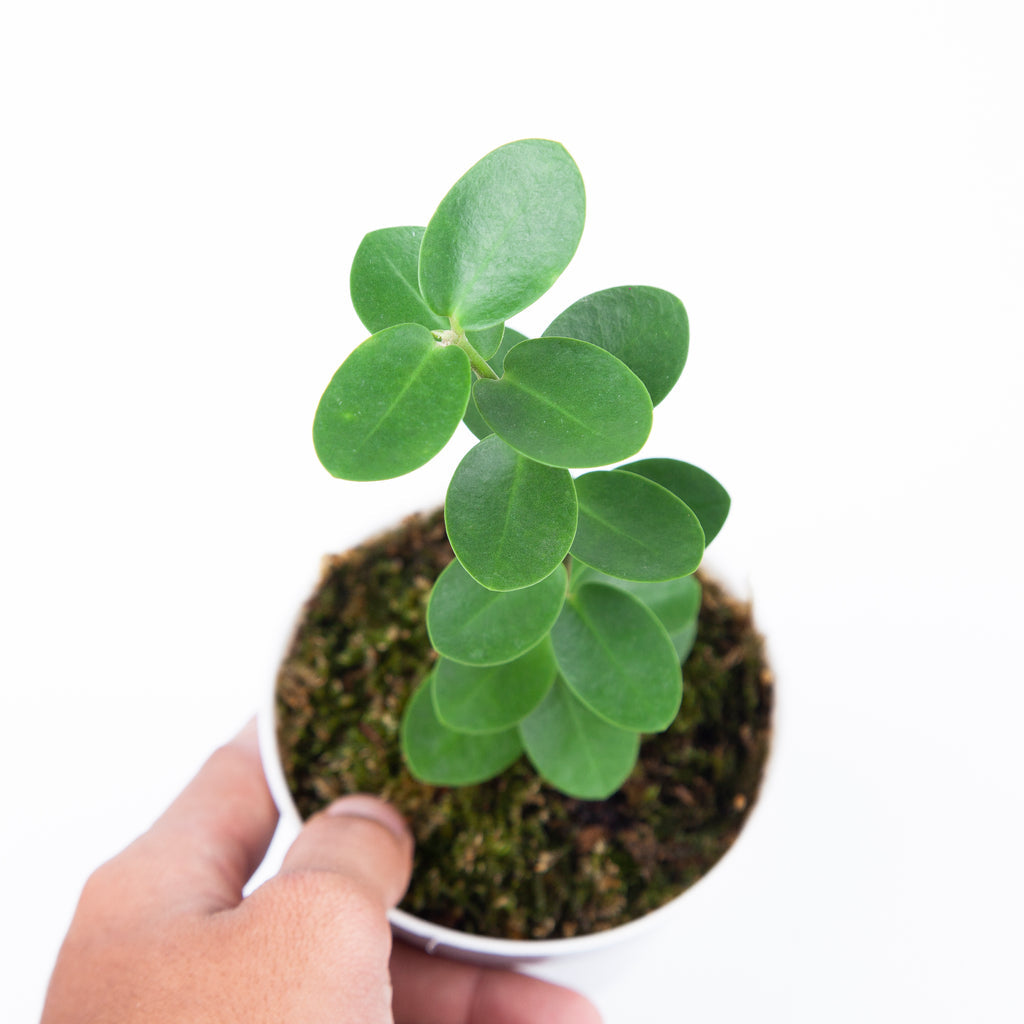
[324,794,412,845]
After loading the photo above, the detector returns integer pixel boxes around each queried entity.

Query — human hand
[41,720,602,1023]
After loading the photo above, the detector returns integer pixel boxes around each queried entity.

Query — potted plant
[261,139,773,964]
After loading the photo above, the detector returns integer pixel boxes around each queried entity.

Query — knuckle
[78,856,126,913]
[260,870,393,953]
[201,739,273,813]
[203,740,252,785]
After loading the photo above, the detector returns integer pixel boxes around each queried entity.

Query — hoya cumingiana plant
[313,139,730,800]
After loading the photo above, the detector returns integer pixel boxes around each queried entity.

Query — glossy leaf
[313,324,471,481]
[485,326,529,374]
[571,470,705,581]
[461,397,491,442]
[419,139,585,330]
[465,322,505,360]
[672,620,699,662]
[445,435,577,591]
[551,582,682,732]
[401,673,523,786]
[433,639,558,734]
[349,226,446,334]
[519,677,640,800]
[545,286,688,406]
[622,458,731,545]
[473,338,653,468]
[462,327,528,439]
[571,568,702,638]
[349,226,504,356]
[428,560,567,666]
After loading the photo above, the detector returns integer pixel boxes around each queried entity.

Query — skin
[41,720,602,1024]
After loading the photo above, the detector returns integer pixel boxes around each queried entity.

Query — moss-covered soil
[276,509,773,940]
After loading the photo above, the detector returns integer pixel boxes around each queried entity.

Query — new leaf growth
[313,139,730,799]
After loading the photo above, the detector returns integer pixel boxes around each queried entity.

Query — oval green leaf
[545,286,688,406]
[313,324,471,481]
[349,226,504,356]
[349,226,446,334]
[419,139,585,330]
[401,673,523,786]
[428,560,566,666]
[445,435,577,591]
[551,582,682,732]
[462,327,528,439]
[622,458,731,546]
[464,322,505,360]
[519,677,640,800]
[433,639,558,734]
[571,569,702,639]
[572,566,702,659]
[673,620,699,662]
[571,470,705,581]
[473,337,653,468]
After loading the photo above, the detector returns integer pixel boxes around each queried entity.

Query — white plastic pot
[258,635,774,968]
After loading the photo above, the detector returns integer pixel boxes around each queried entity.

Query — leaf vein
[351,349,445,454]
[578,503,658,557]
[379,251,437,321]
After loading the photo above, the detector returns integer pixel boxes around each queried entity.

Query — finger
[116,717,279,916]
[390,942,603,1024]
[280,795,414,910]
[235,798,412,1024]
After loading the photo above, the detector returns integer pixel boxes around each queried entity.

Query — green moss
[276,509,773,939]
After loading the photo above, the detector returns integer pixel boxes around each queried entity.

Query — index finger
[390,942,603,1024]
[108,718,279,918]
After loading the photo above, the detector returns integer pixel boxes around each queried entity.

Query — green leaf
[461,398,491,442]
[486,326,529,374]
[571,568,702,638]
[622,458,730,545]
[551,582,682,732]
[349,226,446,334]
[401,673,523,786]
[313,324,471,481]
[465,322,505,360]
[672,620,699,662]
[473,338,653,468]
[445,435,577,591]
[419,139,585,330]
[348,226,504,355]
[432,639,558,734]
[571,470,705,581]
[427,560,567,666]
[545,286,688,406]
[462,327,528,439]
[519,677,640,800]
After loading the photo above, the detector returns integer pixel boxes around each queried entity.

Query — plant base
[275,509,773,940]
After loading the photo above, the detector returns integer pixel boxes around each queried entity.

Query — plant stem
[448,315,498,380]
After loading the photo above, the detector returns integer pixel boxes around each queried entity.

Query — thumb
[280,795,414,910]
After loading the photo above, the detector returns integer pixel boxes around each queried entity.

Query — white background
[2,2,1022,1020]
